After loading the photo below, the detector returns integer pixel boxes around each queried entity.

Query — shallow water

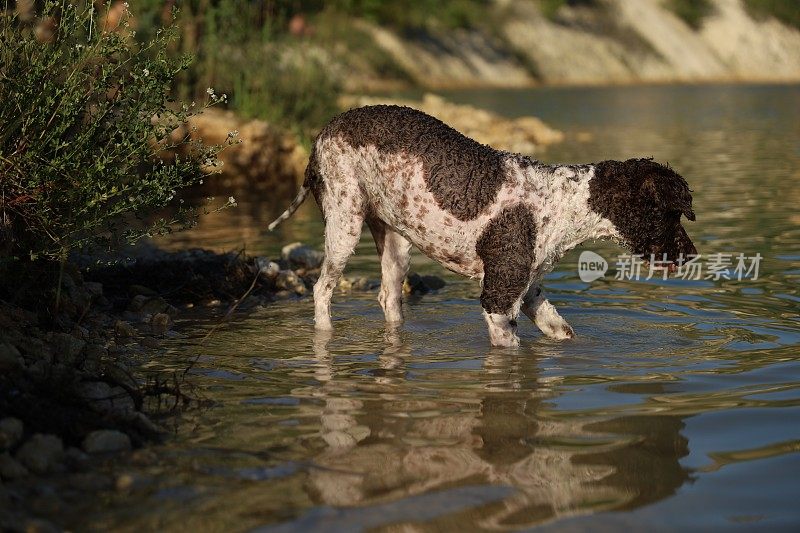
[84,84,799,531]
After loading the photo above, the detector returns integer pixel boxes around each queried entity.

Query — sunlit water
[77,85,799,531]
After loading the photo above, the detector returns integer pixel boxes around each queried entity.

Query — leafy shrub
[326,0,490,31]
[0,1,230,262]
[744,0,800,29]
[664,0,715,29]
[539,0,598,21]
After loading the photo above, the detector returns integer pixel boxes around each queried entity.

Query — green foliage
[0,1,229,262]
[134,1,342,137]
[744,0,800,29]
[664,0,715,29]
[539,0,598,21]
[326,0,490,31]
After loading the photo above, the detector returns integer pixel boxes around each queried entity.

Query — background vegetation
[0,1,227,262]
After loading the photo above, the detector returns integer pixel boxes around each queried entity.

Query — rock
[114,320,137,338]
[0,418,24,451]
[115,472,135,491]
[0,342,22,372]
[421,275,446,291]
[68,472,113,491]
[83,343,107,372]
[281,242,324,270]
[404,273,447,295]
[0,453,29,480]
[275,270,307,295]
[22,518,59,533]
[15,434,64,474]
[149,313,171,335]
[166,108,308,196]
[82,430,132,454]
[83,281,104,299]
[127,294,149,312]
[129,294,170,316]
[139,337,160,349]
[128,284,157,297]
[129,448,158,466]
[255,257,280,279]
[352,277,378,291]
[49,332,86,366]
[79,381,113,412]
[64,447,90,469]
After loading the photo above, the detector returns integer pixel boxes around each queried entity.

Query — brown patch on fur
[476,205,537,314]
[320,105,507,221]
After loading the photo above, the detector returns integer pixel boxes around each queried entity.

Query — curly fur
[268,106,698,347]
[589,158,697,262]
[321,105,506,221]
[476,205,538,314]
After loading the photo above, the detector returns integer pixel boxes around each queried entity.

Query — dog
[269,105,697,347]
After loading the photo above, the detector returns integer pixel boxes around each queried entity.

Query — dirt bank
[337,0,800,89]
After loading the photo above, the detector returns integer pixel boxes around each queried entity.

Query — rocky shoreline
[0,242,444,531]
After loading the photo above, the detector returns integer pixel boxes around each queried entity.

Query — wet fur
[271,105,697,346]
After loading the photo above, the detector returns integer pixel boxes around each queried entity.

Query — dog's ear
[637,160,695,221]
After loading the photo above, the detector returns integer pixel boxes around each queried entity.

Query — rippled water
[81,84,799,531]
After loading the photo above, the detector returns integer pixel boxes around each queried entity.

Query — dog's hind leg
[367,218,412,324]
[521,285,574,340]
[313,185,364,331]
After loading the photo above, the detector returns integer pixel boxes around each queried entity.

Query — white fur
[309,136,620,345]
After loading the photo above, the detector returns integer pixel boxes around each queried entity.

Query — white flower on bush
[228,196,238,207]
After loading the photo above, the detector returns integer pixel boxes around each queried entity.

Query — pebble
[139,336,160,349]
[114,320,137,338]
[0,342,22,371]
[15,434,64,475]
[49,332,86,366]
[0,452,29,480]
[82,430,132,454]
[0,417,24,451]
[281,242,324,270]
[149,313,171,335]
[275,270,307,295]
[68,472,113,491]
[255,257,280,279]
[64,447,90,469]
[404,273,446,295]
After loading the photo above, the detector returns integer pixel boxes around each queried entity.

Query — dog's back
[307,105,528,277]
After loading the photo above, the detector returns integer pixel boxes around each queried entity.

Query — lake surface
[81,84,800,531]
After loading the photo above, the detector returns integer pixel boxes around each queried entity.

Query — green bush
[0,1,230,262]
[664,0,715,29]
[744,0,800,29]
[539,0,598,21]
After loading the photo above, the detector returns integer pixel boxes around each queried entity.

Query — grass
[743,0,800,29]
[664,0,716,29]
[539,0,599,21]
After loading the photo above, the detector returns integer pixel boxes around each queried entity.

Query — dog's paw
[490,334,521,348]
[539,320,575,340]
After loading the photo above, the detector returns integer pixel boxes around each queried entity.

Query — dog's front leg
[482,310,520,347]
[522,285,575,340]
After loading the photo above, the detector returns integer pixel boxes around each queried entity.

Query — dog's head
[589,158,697,268]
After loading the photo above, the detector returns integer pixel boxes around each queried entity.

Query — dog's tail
[267,153,318,231]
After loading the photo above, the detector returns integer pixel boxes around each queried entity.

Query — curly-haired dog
[269,105,697,347]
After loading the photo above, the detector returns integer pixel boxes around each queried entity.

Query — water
[80,84,800,531]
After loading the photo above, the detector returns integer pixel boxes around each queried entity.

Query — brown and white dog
[269,105,697,347]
